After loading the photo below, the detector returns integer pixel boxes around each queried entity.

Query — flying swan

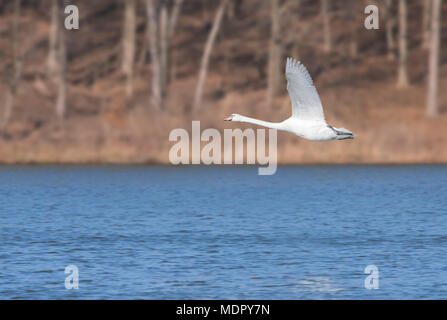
[224,57,355,141]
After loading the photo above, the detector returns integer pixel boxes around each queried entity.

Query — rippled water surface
[0,165,446,299]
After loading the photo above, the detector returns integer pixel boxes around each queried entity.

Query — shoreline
[1,161,446,166]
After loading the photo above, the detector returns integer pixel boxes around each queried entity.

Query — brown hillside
[0,0,446,164]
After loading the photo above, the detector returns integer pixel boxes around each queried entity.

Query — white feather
[285,57,325,121]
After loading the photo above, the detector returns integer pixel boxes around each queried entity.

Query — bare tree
[385,0,396,60]
[146,0,163,109]
[192,0,228,112]
[426,0,443,117]
[166,0,184,84]
[349,0,358,58]
[56,0,67,119]
[48,0,59,77]
[160,0,184,97]
[145,0,184,109]
[1,0,22,132]
[267,0,281,108]
[168,0,184,40]
[321,0,331,52]
[397,0,409,88]
[159,1,169,100]
[122,0,137,98]
[422,0,431,49]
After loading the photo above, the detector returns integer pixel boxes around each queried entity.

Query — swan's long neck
[237,115,282,130]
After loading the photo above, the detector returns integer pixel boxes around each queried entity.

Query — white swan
[224,57,355,141]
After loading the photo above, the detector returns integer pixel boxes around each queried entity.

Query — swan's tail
[330,126,356,140]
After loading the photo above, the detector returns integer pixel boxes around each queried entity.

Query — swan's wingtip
[287,57,301,64]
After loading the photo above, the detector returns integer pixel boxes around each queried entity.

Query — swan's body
[225,57,355,141]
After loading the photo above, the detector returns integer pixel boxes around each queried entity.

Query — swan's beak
[224,116,233,121]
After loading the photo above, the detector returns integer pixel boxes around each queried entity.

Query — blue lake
[0,165,446,299]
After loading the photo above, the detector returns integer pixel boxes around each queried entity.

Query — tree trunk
[321,0,331,52]
[56,0,67,120]
[1,0,22,132]
[192,0,228,112]
[122,0,136,98]
[422,0,431,49]
[426,0,442,117]
[349,0,358,58]
[48,0,59,77]
[397,0,409,88]
[146,0,163,109]
[267,0,281,108]
[385,0,395,60]
[168,0,184,40]
[159,0,168,99]
[167,0,184,84]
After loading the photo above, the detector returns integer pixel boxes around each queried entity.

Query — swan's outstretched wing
[285,57,325,121]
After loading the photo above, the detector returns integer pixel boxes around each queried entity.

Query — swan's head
[224,114,242,122]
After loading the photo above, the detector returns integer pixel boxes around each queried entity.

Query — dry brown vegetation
[0,0,446,164]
